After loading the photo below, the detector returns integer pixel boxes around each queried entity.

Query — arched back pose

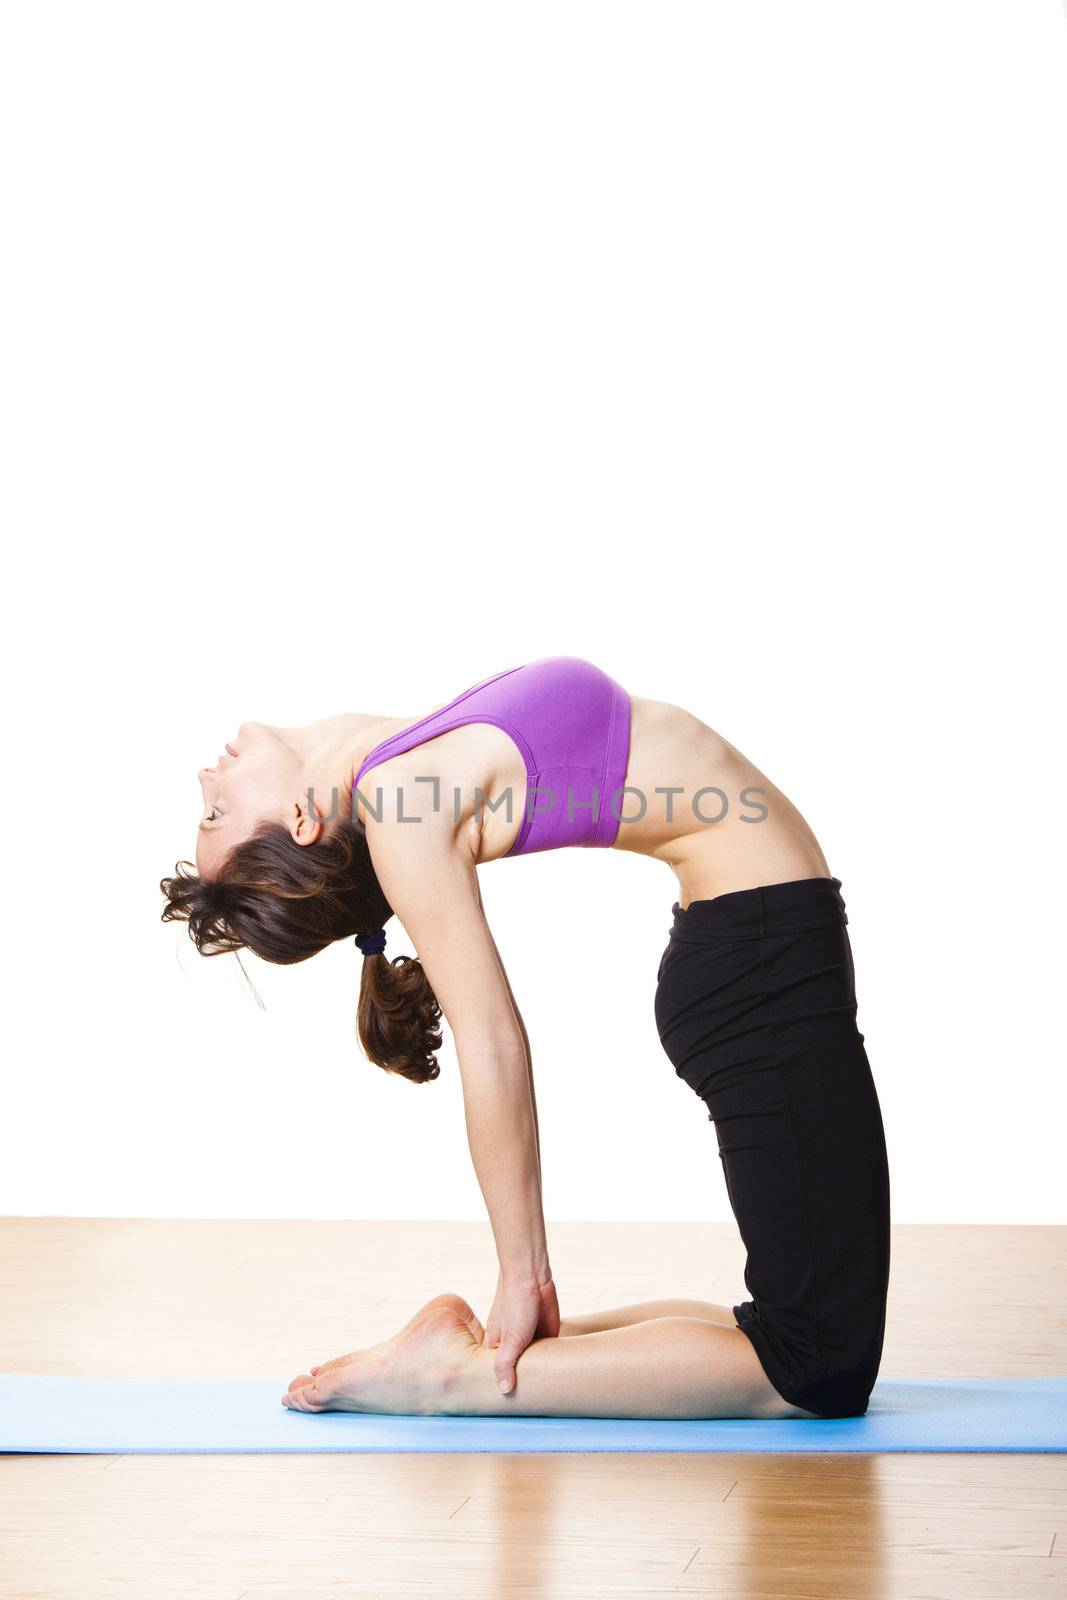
[162,657,890,1422]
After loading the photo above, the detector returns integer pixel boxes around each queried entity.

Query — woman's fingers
[493,1333,523,1396]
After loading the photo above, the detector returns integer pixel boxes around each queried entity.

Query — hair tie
[355,928,387,957]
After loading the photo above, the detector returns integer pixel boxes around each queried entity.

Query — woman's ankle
[430,1337,483,1415]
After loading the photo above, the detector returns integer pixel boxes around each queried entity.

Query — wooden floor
[1,1218,1065,1598]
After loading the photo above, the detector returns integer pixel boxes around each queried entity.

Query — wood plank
[0,1219,1065,1600]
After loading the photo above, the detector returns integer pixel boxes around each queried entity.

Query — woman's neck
[289,712,408,808]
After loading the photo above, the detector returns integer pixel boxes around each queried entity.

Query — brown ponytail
[357,952,443,1083]
[160,815,444,1085]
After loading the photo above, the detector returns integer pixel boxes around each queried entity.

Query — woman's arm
[474,875,541,1188]
[363,774,549,1285]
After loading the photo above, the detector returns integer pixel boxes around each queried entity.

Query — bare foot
[297,1293,486,1383]
[282,1294,484,1416]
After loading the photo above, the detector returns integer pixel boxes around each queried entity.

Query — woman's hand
[483,1271,560,1395]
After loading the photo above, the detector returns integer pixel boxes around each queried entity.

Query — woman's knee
[790,1360,880,1419]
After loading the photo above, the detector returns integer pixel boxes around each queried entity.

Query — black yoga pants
[654,876,891,1419]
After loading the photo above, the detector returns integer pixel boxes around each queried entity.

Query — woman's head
[162,720,442,1083]
[193,720,328,880]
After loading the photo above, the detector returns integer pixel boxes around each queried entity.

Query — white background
[2,3,1064,1227]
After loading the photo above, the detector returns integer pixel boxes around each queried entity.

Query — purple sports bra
[353,656,632,857]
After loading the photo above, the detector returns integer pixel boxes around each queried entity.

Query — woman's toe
[283,1378,331,1413]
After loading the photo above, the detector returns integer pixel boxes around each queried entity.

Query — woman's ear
[286,798,324,848]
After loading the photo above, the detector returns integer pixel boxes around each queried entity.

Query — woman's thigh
[655,901,891,1419]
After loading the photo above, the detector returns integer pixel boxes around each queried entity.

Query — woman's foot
[282,1293,484,1415]
[306,1292,485,1379]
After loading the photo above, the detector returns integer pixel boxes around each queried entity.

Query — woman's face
[195,722,299,877]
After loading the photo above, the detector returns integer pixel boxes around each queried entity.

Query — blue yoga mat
[1,1375,1065,1453]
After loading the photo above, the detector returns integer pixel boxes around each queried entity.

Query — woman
[162,656,890,1422]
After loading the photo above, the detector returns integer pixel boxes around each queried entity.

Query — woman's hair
[160,816,442,1083]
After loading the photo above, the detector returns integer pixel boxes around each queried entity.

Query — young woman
[162,656,890,1423]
